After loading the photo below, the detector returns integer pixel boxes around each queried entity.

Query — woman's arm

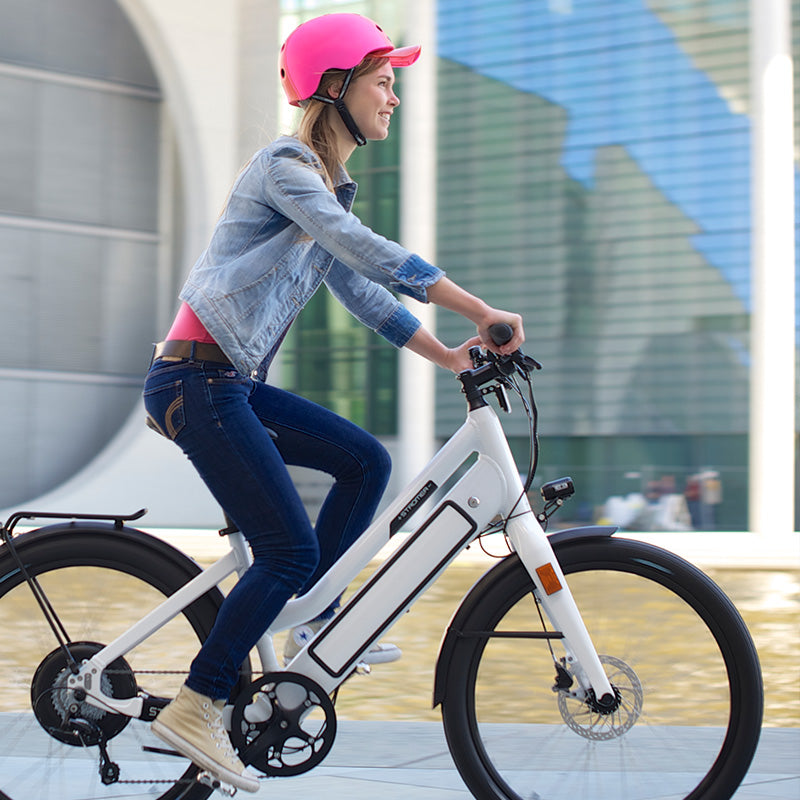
[405,276,525,372]
[425,277,524,351]
[403,326,481,373]
[262,142,444,302]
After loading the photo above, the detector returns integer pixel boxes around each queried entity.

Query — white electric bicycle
[0,325,763,800]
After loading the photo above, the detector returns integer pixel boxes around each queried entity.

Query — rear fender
[0,521,210,596]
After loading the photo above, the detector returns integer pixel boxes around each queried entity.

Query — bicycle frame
[67,399,614,715]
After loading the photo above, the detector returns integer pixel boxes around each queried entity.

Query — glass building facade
[0,0,794,532]
[434,0,755,530]
[280,0,795,531]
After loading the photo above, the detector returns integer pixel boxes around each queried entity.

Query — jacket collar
[333,163,357,209]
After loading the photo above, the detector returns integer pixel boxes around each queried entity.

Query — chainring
[30,640,138,746]
[230,671,337,776]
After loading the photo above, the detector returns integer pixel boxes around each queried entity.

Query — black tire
[439,537,763,800]
[0,524,249,800]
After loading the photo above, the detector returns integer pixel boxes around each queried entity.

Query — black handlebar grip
[488,323,514,347]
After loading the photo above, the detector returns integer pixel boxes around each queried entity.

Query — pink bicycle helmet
[280,13,421,107]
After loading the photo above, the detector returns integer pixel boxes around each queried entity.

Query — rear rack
[2,508,148,537]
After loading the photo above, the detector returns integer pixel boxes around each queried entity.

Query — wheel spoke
[0,530,229,800]
[440,540,763,800]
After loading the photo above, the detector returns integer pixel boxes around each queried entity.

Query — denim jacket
[180,135,444,378]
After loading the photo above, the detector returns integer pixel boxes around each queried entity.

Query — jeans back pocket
[143,379,186,441]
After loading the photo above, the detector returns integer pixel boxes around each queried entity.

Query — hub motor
[30,641,137,746]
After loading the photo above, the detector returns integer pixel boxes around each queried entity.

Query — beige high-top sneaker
[151,684,259,793]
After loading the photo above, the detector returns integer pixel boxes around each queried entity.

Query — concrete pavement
[2,718,795,800]
[250,721,796,800]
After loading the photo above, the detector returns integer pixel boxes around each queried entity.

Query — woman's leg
[246,383,392,606]
[246,386,396,664]
[144,361,320,699]
[145,360,393,694]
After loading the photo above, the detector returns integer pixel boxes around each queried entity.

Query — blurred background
[0,0,797,547]
[0,0,797,731]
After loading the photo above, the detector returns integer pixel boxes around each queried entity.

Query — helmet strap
[333,97,367,147]
[311,68,367,147]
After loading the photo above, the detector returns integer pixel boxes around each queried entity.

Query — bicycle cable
[476,362,541,557]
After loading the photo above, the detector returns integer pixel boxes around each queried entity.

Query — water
[331,561,799,726]
[0,553,796,726]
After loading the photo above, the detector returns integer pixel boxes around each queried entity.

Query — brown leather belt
[152,340,233,366]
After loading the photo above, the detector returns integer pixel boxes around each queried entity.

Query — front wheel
[439,537,763,800]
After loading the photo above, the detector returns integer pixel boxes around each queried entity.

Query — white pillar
[749,0,796,538]
[398,0,438,487]
[237,0,281,161]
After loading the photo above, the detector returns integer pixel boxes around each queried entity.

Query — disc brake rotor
[556,654,643,740]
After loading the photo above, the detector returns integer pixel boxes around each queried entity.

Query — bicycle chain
[90,668,265,787]
[104,668,190,674]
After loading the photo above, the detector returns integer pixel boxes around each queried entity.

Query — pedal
[196,770,237,796]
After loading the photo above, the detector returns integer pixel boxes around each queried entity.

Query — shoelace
[202,701,239,761]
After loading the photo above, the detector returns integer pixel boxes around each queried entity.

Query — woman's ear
[326,81,343,100]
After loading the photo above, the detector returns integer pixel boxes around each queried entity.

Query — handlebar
[486,324,542,373]
[458,324,541,411]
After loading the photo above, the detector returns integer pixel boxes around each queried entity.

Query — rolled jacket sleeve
[262,142,444,303]
[325,260,421,348]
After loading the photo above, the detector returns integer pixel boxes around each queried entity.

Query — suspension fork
[465,405,616,705]
[504,512,617,706]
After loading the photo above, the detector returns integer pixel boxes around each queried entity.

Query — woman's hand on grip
[477,309,525,355]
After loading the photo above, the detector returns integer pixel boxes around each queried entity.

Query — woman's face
[342,65,399,141]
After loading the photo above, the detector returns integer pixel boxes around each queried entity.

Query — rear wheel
[0,525,249,800]
[440,537,763,800]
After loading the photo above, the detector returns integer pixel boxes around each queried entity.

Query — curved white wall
[1,0,280,527]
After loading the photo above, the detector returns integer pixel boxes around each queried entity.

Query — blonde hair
[296,57,386,188]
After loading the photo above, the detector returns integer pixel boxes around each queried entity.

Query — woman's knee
[344,431,392,488]
[249,534,320,590]
[369,439,392,489]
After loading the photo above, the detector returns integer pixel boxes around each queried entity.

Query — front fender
[432,524,617,708]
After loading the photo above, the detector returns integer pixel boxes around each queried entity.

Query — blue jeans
[143,357,391,699]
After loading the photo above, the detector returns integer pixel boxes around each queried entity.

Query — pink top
[166,302,217,343]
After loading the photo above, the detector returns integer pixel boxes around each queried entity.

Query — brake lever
[514,351,542,371]
[485,344,542,375]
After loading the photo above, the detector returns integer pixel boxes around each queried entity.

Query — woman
[145,13,524,792]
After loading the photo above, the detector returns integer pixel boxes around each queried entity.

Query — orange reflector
[536,563,563,595]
